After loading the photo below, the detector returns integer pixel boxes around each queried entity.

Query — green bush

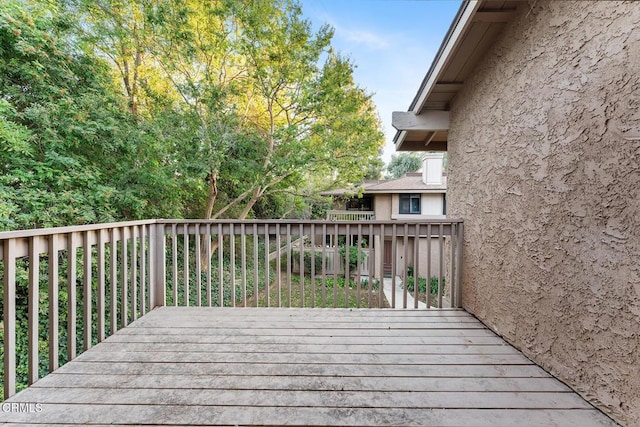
[404,275,444,295]
[338,245,367,275]
[304,251,326,272]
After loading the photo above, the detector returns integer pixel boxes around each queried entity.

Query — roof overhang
[393,0,518,151]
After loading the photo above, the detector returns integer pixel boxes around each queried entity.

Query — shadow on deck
[0,307,616,426]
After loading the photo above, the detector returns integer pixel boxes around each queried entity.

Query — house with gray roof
[323,153,447,282]
[324,153,446,222]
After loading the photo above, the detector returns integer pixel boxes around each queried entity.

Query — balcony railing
[326,210,375,221]
[0,218,463,399]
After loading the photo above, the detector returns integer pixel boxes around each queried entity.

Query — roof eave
[394,0,481,150]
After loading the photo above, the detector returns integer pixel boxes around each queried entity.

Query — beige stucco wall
[373,194,392,220]
[448,2,640,424]
[371,194,388,280]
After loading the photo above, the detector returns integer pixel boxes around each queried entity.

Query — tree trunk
[203,185,261,269]
[204,170,218,219]
[238,187,262,220]
[201,170,219,269]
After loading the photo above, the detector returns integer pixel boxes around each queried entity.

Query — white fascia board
[392,111,449,132]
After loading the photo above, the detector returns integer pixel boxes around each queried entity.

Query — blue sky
[299,0,461,164]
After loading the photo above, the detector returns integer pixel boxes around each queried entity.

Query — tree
[211,1,383,219]
[71,0,384,221]
[386,153,422,179]
[364,155,385,180]
[0,0,123,229]
[2,0,384,229]
[0,0,191,230]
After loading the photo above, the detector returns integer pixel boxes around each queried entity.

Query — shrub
[304,251,326,272]
[404,275,444,295]
[338,245,367,275]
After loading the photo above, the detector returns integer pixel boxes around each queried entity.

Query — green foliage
[338,241,367,275]
[386,153,423,179]
[404,275,445,296]
[0,0,188,230]
[302,251,326,273]
[0,0,385,229]
[273,275,382,308]
[364,156,385,180]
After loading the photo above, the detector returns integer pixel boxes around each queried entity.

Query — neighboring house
[325,153,446,221]
[392,1,639,425]
[322,154,447,279]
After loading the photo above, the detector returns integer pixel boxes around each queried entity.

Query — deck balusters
[438,223,444,309]
[195,224,202,307]
[206,225,212,307]
[27,237,39,385]
[121,227,128,326]
[426,223,432,308]
[97,229,106,341]
[413,223,420,309]
[49,235,60,368]
[0,218,463,399]
[391,223,397,308]
[106,231,112,346]
[240,223,247,307]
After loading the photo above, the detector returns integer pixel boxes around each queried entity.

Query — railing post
[455,221,464,308]
[150,222,166,308]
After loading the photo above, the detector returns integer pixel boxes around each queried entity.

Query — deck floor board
[0,307,617,426]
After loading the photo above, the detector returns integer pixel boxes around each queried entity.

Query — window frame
[399,194,421,215]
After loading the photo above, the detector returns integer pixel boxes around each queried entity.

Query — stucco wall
[421,193,444,216]
[373,194,392,220]
[447,2,640,425]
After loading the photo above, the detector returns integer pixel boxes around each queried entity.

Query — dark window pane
[400,194,420,214]
[411,197,420,213]
[400,197,410,214]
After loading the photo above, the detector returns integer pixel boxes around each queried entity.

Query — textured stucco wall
[373,194,392,220]
[447,2,640,425]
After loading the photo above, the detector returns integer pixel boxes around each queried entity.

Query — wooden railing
[0,218,463,399]
[326,210,376,221]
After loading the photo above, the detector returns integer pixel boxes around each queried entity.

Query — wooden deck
[0,307,616,426]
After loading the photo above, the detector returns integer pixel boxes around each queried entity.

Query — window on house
[399,194,421,214]
[443,194,447,215]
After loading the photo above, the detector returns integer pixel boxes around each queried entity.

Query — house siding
[447,1,640,425]
[375,194,392,220]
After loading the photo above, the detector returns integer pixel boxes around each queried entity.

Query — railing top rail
[0,219,158,240]
[156,218,464,225]
[0,218,464,241]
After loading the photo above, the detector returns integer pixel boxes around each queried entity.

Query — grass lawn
[403,275,447,308]
[247,274,389,308]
